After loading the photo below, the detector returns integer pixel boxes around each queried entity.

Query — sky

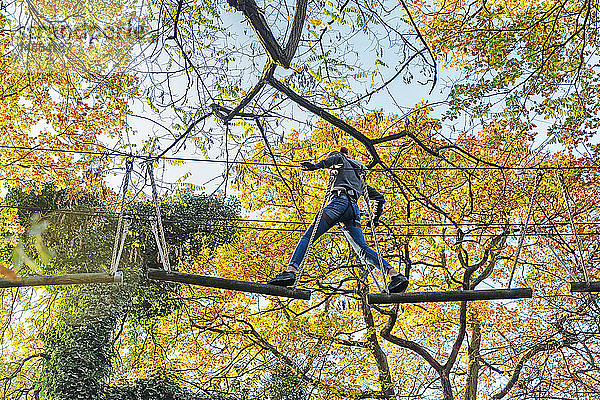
[111,1,451,201]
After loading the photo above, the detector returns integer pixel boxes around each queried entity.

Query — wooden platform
[570,281,600,293]
[367,288,533,304]
[0,272,123,288]
[147,269,311,300]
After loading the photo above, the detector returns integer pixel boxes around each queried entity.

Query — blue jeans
[289,195,392,272]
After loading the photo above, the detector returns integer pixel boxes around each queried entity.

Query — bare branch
[228,0,288,67]
[380,310,443,372]
[284,0,308,61]
[397,0,437,92]
[492,337,578,399]
[269,77,381,167]
[360,289,395,397]
[225,62,276,122]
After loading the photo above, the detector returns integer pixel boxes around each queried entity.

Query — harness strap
[292,169,338,289]
[330,190,358,226]
[331,187,358,200]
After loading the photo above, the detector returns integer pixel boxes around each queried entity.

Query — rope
[557,171,589,283]
[535,225,578,282]
[508,171,543,288]
[147,162,172,272]
[360,172,387,293]
[110,159,133,275]
[292,169,338,289]
[113,218,131,274]
[150,218,170,272]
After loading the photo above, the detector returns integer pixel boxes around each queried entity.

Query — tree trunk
[464,320,481,400]
[360,287,395,398]
[441,373,454,400]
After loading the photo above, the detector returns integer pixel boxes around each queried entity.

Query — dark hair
[328,147,349,158]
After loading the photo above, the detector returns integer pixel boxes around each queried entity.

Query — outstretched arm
[300,153,344,171]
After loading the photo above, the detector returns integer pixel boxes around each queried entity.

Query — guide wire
[557,171,589,284]
[508,171,543,288]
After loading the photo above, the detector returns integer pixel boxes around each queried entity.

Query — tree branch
[228,0,288,67]
[269,77,381,167]
[305,331,369,348]
[167,0,184,40]
[237,317,389,399]
[154,112,213,160]
[284,0,308,61]
[380,311,443,372]
[225,62,276,122]
[360,289,395,397]
[464,320,481,400]
[445,300,468,373]
[492,337,577,399]
[371,130,411,144]
[397,0,437,93]
[254,117,306,222]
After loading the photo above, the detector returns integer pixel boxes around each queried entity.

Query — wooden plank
[367,288,533,304]
[147,269,311,300]
[0,272,123,288]
[570,281,600,292]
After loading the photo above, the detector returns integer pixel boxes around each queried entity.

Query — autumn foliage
[0,0,599,399]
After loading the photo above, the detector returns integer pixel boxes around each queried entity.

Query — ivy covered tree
[40,319,116,400]
[264,364,308,400]
[0,184,240,399]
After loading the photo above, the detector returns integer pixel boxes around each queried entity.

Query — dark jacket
[314,151,385,220]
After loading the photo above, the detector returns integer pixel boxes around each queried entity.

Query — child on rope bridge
[267,147,409,293]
